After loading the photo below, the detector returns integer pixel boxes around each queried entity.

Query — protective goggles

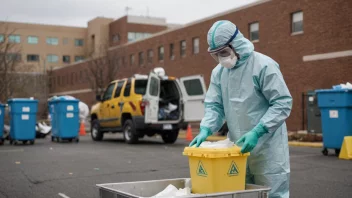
[208,27,239,62]
[208,46,235,62]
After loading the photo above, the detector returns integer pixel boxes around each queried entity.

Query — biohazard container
[183,146,249,194]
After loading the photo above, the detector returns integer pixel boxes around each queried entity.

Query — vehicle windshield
[134,80,148,95]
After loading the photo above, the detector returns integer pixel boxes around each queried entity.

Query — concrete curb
[179,132,323,148]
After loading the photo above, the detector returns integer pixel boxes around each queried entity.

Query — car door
[107,80,126,127]
[99,82,117,127]
[144,72,160,123]
[178,75,207,122]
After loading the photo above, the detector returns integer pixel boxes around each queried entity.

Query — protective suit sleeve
[200,69,225,134]
[257,63,292,133]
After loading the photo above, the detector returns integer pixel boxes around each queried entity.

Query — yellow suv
[90,68,206,144]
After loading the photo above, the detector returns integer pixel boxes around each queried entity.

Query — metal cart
[97,178,270,198]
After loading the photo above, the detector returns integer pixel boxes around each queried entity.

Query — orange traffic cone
[186,124,193,141]
[79,122,86,136]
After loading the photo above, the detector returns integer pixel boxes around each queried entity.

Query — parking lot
[0,135,351,198]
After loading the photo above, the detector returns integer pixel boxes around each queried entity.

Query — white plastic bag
[152,184,192,197]
[199,138,234,148]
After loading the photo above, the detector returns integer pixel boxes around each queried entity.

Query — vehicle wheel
[23,140,28,145]
[335,149,340,156]
[68,139,73,142]
[322,148,328,156]
[123,119,139,144]
[0,139,4,145]
[91,119,104,141]
[161,129,179,144]
[30,140,35,145]
[56,137,60,143]
[13,140,18,145]
[51,136,55,142]
[75,138,79,143]
[9,139,13,145]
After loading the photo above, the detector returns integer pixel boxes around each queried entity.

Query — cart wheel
[56,137,60,143]
[13,140,18,145]
[68,139,73,142]
[9,139,13,145]
[75,138,79,143]
[30,140,35,145]
[0,139,3,145]
[322,148,328,156]
[23,140,28,145]
[335,149,340,156]
[51,136,55,142]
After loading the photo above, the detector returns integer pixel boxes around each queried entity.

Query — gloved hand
[189,126,212,147]
[236,123,268,153]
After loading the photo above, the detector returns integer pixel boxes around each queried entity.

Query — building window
[249,22,259,41]
[75,56,84,62]
[180,40,186,57]
[9,35,21,43]
[7,53,21,61]
[112,34,120,43]
[63,38,69,45]
[158,46,164,61]
[47,54,58,63]
[147,49,153,64]
[47,37,58,45]
[0,34,4,43]
[130,54,135,65]
[75,39,84,46]
[292,11,303,34]
[127,32,152,42]
[170,43,175,60]
[193,37,199,54]
[139,52,144,66]
[27,54,39,62]
[27,36,38,44]
[63,55,71,63]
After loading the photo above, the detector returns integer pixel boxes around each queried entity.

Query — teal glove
[236,123,268,153]
[189,126,212,147]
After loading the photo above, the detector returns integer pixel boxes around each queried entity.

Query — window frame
[291,11,304,35]
[47,54,59,63]
[180,40,186,57]
[158,46,164,61]
[46,37,59,45]
[249,22,259,42]
[27,36,38,44]
[192,37,200,54]
[27,54,39,62]
[74,39,84,47]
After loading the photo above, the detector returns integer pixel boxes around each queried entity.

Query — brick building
[50,0,352,131]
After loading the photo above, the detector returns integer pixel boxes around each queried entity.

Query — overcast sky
[0,0,259,27]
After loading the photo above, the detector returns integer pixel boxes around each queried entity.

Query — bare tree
[84,39,121,96]
[0,22,26,103]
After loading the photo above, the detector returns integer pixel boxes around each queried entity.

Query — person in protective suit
[190,20,292,198]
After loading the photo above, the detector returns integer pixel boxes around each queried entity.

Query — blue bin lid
[7,98,39,103]
[315,89,351,93]
[51,97,79,103]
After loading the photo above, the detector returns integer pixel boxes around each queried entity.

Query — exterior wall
[0,21,87,71]
[51,0,352,131]
[109,16,168,47]
[87,17,114,57]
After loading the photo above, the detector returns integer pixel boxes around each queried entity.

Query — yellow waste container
[183,146,249,194]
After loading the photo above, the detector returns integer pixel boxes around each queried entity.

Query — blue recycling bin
[8,99,38,145]
[50,98,79,142]
[0,104,5,145]
[316,89,352,155]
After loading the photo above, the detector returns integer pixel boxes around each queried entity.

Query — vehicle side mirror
[96,95,102,101]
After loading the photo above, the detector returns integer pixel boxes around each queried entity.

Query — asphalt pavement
[0,134,351,198]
